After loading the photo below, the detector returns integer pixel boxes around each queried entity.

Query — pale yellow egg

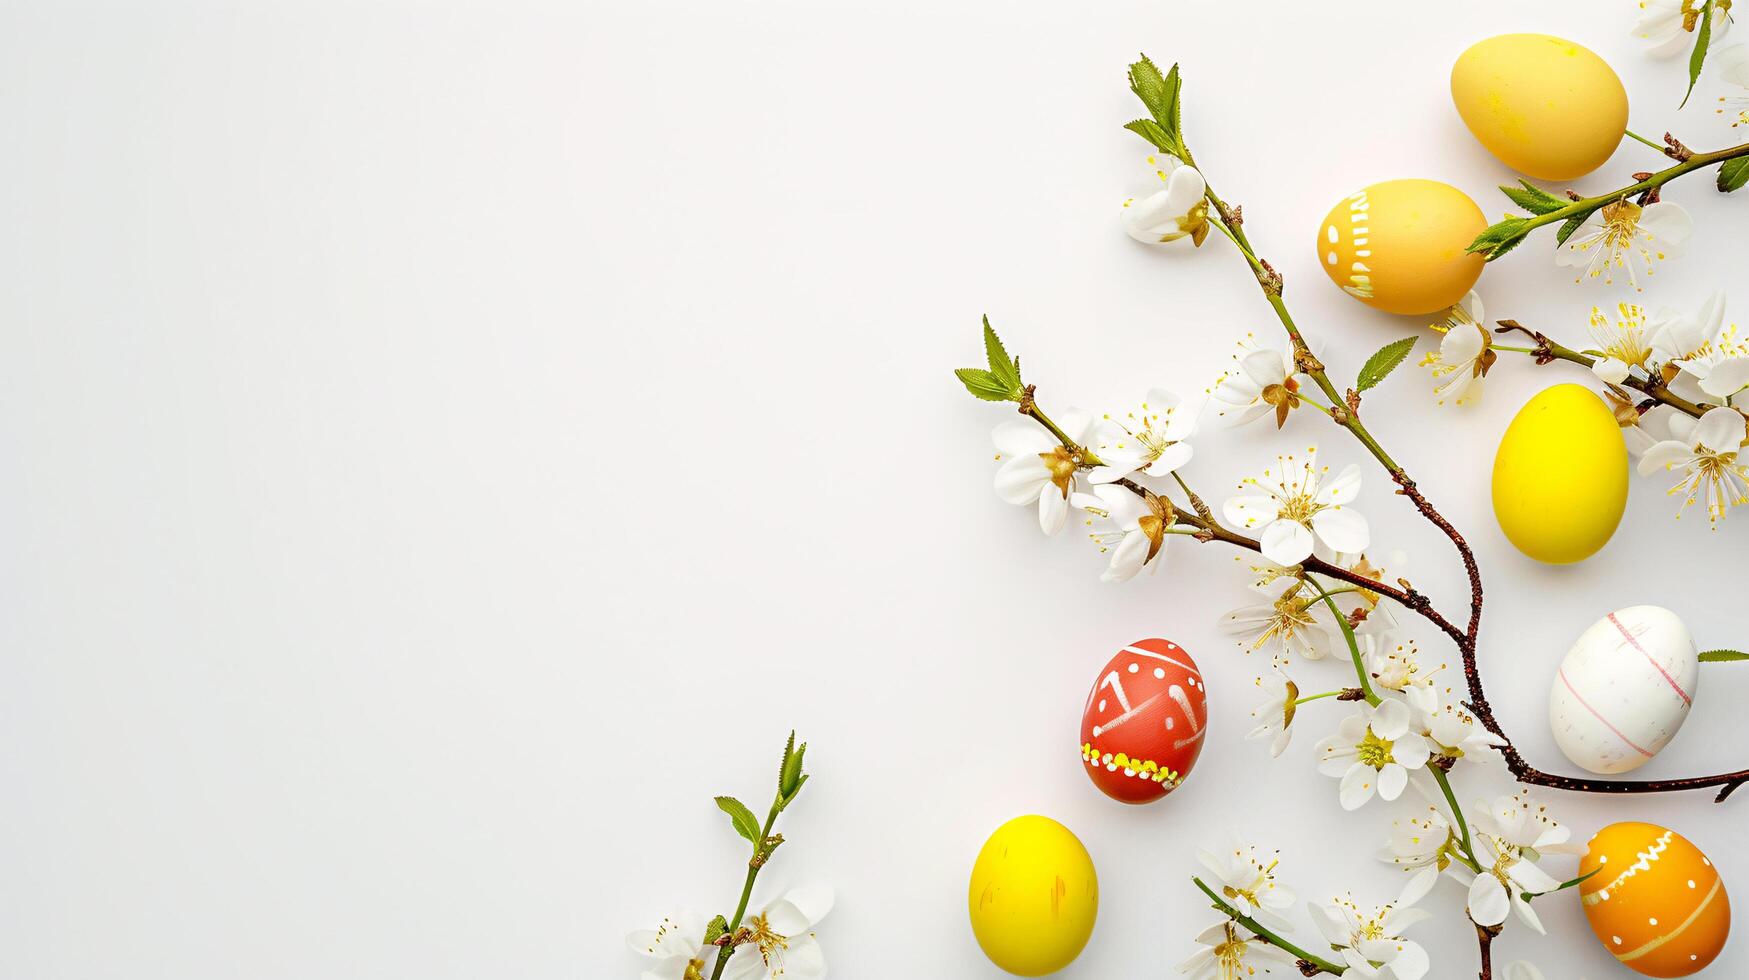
[1316,179,1486,315]
[967,815,1097,976]
[1452,33,1629,180]
[1492,384,1629,563]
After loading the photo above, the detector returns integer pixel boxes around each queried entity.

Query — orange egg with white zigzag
[1579,821,1729,977]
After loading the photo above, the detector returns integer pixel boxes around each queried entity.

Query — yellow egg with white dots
[1316,179,1486,315]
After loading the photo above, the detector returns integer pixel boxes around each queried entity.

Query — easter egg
[1078,638,1208,804]
[968,815,1098,976]
[1580,821,1729,976]
[1451,34,1629,180]
[1316,179,1486,315]
[1549,606,1699,773]
[1492,384,1628,563]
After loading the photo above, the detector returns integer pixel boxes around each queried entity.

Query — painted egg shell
[1078,638,1207,804]
[1452,34,1629,180]
[968,815,1098,976]
[1492,384,1628,563]
[1316,179,1486,315]
[1580,821,1729,977]
[1550,605,1698,774]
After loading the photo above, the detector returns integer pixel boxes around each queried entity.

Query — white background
[4,1,1749,977]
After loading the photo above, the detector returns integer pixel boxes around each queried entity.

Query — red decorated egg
[1078,638,1208,804]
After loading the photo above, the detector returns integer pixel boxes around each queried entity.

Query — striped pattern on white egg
[1548,606,1698,775]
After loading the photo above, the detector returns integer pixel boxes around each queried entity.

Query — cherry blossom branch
[1492,319,1712,419]
[1191,877,1344,977]
[1468,135,1749,259]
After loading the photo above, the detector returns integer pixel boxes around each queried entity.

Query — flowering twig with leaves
[955,52,1749,980]
[628,733,828,980]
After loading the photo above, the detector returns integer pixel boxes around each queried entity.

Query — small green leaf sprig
[1466,132,1749,260]
[697,732,810,979]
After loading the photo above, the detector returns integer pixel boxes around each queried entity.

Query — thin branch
[1494,320,1711,418]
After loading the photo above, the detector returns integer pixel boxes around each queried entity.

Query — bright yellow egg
[1316,179,1486,315]
[1492,384,1628,563]
[1580,821,1729,977]
[968,815,1097,976]
[1452,33,1629,180]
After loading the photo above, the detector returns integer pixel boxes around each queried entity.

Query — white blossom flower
[1220,574,1341,662]
[628,911,712,980]
[1716,43,1749,127]
[1091,389,1201,481]
[992,410,1095,535]
[1326,552,1404,638]
[1422,702,1507,766]
[1364,634,1441,716]
[1622,403,1686,458]
[1122,153,1210,248]
[1195,837,1297,930]
[721,885,833,980]
[1379,806,1475,907]
[1177,920,1299,979]
[1311,897,1432,980]
[1465,792,1581,934]
[1073,484,1179,583]
[1314,699,1432,810]
[1638,405,1749,522]
[1224,449,1368,566]
[1637,0,1731,57]
[1648,291,1749,402]
[1586,303,1657,382]
[1555,199,1692,290]
[1211,341,1302,428]
[1247,671,1301,757]
[1420,291,1494,406]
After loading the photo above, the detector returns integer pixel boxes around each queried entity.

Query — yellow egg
[967,815,1097,976]
[1580,821,1730,977]
[1316,179,1486,315]
[1492,384,1628,563]
[1451,33,1629,180]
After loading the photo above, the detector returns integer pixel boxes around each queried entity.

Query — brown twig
[1475,924,1494,980]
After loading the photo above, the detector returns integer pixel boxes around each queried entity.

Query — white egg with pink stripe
[1549,605,1699,775]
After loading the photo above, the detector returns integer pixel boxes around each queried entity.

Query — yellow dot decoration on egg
[1315,179,1486,315]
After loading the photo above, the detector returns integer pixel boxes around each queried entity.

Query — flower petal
[1378,762,1408,801]
[1637,201,1693,252]
[1259,519,1315,565]
[1309,506,1369,554]
[1371,698,1411,740]
[1700,359,1749,400]
[994,454,1048,504]
[1038,483,1069,535]
[993,419,1052,456]
[1339,762,1376,810]
[1466,875,1509,927]
[1315,464,1364,506]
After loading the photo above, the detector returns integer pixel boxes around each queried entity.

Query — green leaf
[1700,649,1749,662]
[1525,867,1601,902]
[955,368,1013,402]
[1485,233,1527,261]
[1127,56,1183,152]
[1720,156,1749,192]
[1123,118,1173,153]
[1500,180,1566,215]
[780,773,809,810]
[1555,210,1594,246]
[1356,337,1418,392]
[1683,0,1714,108]
[703,915,728,946]
[714,796,761,845]
[982,316,1022,391]
[779,738,807,800]
[1465,217,1529,254]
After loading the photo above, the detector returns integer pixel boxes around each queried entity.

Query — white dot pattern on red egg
[1548,605,1698,775]
[1077,638,1208,805]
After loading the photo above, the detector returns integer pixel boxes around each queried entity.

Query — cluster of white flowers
[1180,837,1433,980]
[628,887,833,980]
